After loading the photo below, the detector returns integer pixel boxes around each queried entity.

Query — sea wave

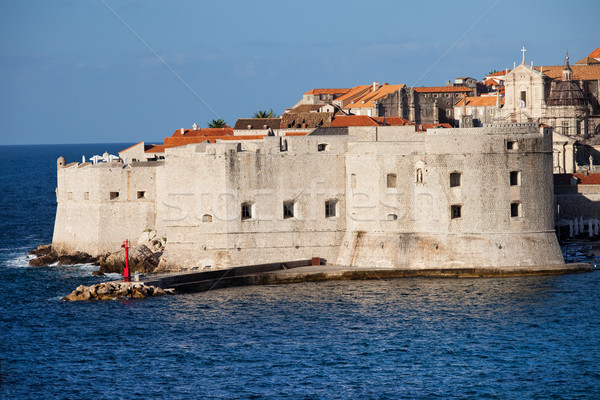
[3,253,31,268]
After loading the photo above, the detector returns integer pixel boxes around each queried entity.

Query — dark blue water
[1,145,600,399]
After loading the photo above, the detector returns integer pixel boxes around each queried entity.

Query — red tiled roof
[412,86,472,93]
[329,115,415,127]
[588,47,600,59]
[575,56,600,65]
[217,135,266,141]
[304,88,351,95]
[536,65,600,81]
[330,115,379,127]
[345,84,406,108]
[455,96,503,107]
[334,85,372,106]
[145,145,169,153]
[416,123,452,131]
[284,132,309,136]
[371,117,414,126]
[554,173,600,185]
[487,70,509,77]
[172,128,234,137]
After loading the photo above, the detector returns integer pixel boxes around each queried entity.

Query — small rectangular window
[318,143,328,152]
[511,202,520,217]
[386,173,397,188]
[351,174,356,189]
[110,192,119,200]
[562,121,569,135]
[520,91,526,105]
[510,171,520,186]
[67,192,73,200]
[137,191,146,199]
[241,203,252,220]
[283,201,294,219]
[450,172,461,187]
[83,192,89,200]
[507,140,518,150]
[451,205,462,219]
[325,200,336,218]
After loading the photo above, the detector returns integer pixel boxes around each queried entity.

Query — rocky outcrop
[29,244,97,267]
[97,245,159,274]
[62,282,175,301]
[30,230,164,272]
[136,229,166,254]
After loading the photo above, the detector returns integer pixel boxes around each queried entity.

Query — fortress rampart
[53,123,564,270]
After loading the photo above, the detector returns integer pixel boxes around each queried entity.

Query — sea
[1,144,600,399]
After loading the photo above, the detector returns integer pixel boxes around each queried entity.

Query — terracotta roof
[329,115,415,127]
[555,173,600,185]
[344,84,405,108]
[284,132,309,136]
[455,96,503,107]
[487,70,509,77]
[371,117,414,126]
[163,136,212,146]
[233,118,281,130]
[412,86,472,93]
[304,88,351,95]
[334,85,372,106]
[575,56,600,65]
[416,123,452,131]
[288,104,322,113]
[172,128,234,137]
[588,47,600,59]
[217,135,266,141]
[145,145,169,153]
[536,65,600,81]
[330,115,379,127]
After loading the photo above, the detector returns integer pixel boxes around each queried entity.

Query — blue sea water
[1,144,600,399]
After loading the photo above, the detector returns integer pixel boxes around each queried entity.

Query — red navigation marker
[121,239,131,282]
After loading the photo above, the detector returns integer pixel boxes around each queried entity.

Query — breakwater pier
[140,260,593,294]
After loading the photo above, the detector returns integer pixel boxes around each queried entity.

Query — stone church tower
[499,49,593,137]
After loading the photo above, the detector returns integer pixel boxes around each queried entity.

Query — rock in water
[29,244,53,257]
[57,251,96,265]
[97,245,159,274]
[62,282,174,301]
[28,244,58,266]
[28,245,97,267]
[29,254,58,267]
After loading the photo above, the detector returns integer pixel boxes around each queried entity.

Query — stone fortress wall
[52,123,564,271]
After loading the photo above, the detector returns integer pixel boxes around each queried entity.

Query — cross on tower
[521,46,527,64]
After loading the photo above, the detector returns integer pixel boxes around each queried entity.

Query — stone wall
[52,123,564,270]
[53,161,160,256]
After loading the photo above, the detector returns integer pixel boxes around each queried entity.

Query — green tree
[207,118,226,128]
[253,108,279,118]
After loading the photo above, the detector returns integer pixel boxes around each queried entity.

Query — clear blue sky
[1,0,599,145]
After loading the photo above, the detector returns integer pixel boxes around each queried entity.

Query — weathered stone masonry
[53,123,564,271]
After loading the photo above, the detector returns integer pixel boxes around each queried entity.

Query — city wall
[52,123,565,270]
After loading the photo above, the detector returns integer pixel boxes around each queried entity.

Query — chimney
[373,81,380,92]
[180,128,185,135]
